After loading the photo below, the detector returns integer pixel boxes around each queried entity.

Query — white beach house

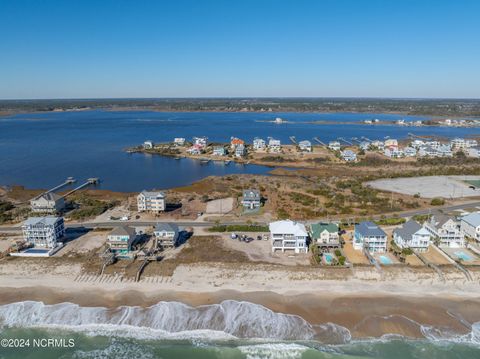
[241,189,261,209]
[393,220,431,251]
[253,137,266,150]
[353,221,387,253]
[22,216,65,248]
[424,215,465,248]
[269,220,308,253]
[137,190,166,213]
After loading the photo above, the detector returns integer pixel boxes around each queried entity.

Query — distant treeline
[1,97,480,117]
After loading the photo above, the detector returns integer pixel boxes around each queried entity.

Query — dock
[313,137,326,146]
[61,178,100,198]
[350,137,361,144]
[32,177,77,201]
[338,137,353,146]
[289,136,297,145]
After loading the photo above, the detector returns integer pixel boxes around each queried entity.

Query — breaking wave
[0,300,316,341]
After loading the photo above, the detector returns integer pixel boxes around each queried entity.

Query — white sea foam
[0,300,315,341]
[237,343,311,359]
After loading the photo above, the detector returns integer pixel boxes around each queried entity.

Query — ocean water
[1,110,479,192]
[0,300,479,359]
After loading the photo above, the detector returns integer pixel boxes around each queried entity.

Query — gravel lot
[366,176,480,199]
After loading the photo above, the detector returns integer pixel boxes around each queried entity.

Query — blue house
[353,221,387,253]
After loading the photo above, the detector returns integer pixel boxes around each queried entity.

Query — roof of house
[155,222,179,233]
[243,189,260,199]
[393,220,428,239]
[299,140,311,146]
[355,221,386,237]
[139,190,165,199]
[430,214,454,228]
[109,226,136,238]
[461,212,480,227]
[269,220,307,236]
[32,192,63,202]
[231,138,244,145]
[23,216,62,226]
[310,223,338,239]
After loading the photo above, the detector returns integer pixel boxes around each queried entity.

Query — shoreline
[0,283,479,340]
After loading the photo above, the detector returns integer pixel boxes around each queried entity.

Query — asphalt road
[1,201,480,233]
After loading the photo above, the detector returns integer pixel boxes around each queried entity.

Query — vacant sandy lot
[206,197,234,214]
[366,175,480,199]
[422,245,452,265]
[55,230,106,256]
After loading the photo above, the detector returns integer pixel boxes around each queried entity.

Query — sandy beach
[1,258,480,340]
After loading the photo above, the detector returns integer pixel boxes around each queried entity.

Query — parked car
[231,233,237,239]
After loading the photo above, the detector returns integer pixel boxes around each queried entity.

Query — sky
[0,0,479,99]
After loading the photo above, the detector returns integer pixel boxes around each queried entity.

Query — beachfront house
[298,140,312,152]
[22,216,65,248]
[212,146,226,156]
[187,144,203,155]
[107,226,137,256]
[241,189,261,209]
[393,220,431,251]
[174,138,185,146]
[460,212,480,242]
[30,192,65,214]
[269,220,308,253]
[268,138,281,153]
[328,141,341,151]
[411,140,425,148]
[253,137,266,150]
[424,215,465,248]
[353,221,387,253]
[143,140,154,149]
[154,222,179,248]
[309,222,340,248]
[235,144,246,157]
[341,150,357,162]
[137,190,166,213]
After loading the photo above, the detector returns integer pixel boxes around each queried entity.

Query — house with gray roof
[393,220,431,251]
[424,214,464,248]
[30,192,65,214]
[154,222,179,248]
[22,216,65,248]
[309,222,339,248]
[107,226,137,256]
[353,221,387,253]
[460,212,480,242]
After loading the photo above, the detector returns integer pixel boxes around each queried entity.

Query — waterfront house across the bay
[107,226,137,256]
[309,222,340,248]
[137,190,166,213]
[22,216,65,248]
[298,140,312,152]
[174,137,185,146]
[30,192,65,214]
[143,140,154,149]
[328,141,341,151]
[253,137,266,150]
[354,221,387,253]
[213,146,226,156]
[241,189,261,209]
[393,220,431,251]
[235,143,246,157]
[341,150,357,162]
[268,138,281,153]
[269,220,308,253]
[154,222,179,248]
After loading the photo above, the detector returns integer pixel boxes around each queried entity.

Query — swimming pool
[378,255,393,265]
[454,251,473,261]
[324,253,334,264]
[23,248,50,254]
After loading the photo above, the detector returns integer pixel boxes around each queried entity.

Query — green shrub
[430,197,445,206]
